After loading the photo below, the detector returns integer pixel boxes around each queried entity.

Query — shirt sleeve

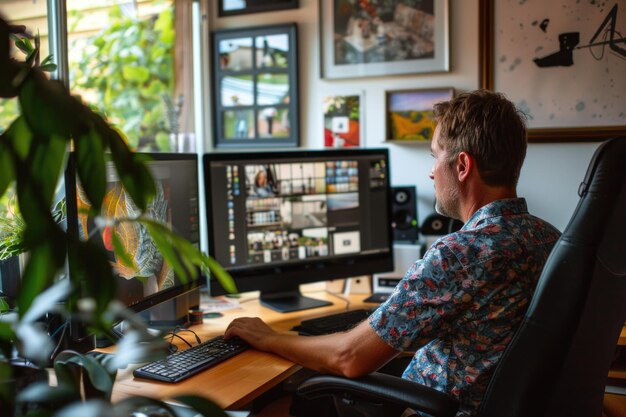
[368,241,469,351]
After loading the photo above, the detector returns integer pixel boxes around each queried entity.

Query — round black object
[394,189,410,204]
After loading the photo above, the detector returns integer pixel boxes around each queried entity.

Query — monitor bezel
[65,152,204,316]
[203,148,394,300]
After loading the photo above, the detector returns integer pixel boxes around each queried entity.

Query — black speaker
[421,213,464,235]
[391,186,419,242]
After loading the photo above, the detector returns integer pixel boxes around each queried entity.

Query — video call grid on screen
[207,153,390,270]
[76,158,200,310]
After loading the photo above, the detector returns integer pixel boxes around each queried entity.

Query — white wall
[209,0,603,232]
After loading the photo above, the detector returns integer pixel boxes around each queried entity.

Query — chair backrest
[479,137,626,417]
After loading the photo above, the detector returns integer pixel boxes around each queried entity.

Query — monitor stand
[94,289,199,348]
[140,288,200,331]
[260,288,331,313]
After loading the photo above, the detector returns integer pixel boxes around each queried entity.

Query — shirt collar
[464,198,528,229]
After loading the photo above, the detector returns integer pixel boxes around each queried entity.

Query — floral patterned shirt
[368,198,561,416]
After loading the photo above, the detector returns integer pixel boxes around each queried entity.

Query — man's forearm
[227,318,400,378]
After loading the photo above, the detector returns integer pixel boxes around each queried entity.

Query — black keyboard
[133,336,249,383]
[292,308,375,335]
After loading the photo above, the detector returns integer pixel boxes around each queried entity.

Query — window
[0,0,50,135]
[67,0,196,152]
[0,0,51,221]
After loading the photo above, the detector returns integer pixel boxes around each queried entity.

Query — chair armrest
[297,372,459,417]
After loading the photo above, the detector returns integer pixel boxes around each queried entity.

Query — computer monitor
[65,153,202,331]
[204,148,393,312]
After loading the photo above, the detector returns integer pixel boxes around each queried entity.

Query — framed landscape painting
[386,88,453,141]
[320,0,449,79]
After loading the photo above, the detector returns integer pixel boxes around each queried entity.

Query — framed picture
[212,24,299,148]
[218,0,299,17]
[480,0,626,142]
[385,87,453,141]
[320,0,449,79]
[323,93,364,148]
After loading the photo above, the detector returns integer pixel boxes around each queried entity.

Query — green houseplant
[0,17,234,417]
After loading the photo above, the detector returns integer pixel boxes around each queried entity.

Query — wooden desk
[112,285,377,409]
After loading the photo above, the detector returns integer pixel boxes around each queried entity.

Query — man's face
[430,127,461,220]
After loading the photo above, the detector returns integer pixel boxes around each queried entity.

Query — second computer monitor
[204,148,393,312]
[66,153,202,328]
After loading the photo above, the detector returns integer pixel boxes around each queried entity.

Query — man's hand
[225,317,277,351]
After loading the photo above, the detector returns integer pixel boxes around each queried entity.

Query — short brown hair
[433,90,527,187]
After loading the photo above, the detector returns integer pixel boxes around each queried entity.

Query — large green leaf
[10,34,33,55]
[0,19,10,76]
[201,255,238,295]
[4,115,33,160]
[142,219,193,283]
[18,73,74,139]
[111,230,135,269]
[0,360,14,409]
[16,235,65,315]
[0,321,16,350]
[0,19,24,99]
[0,297,9,313]
[29,131,67,208]
[69,239,116,315]
[138,218,236,294]
[21,279,71,324]
[15,321,55,365]
[108,328,169,371]
[0,133,15,198]
[17,381,79,408]
[55,351,116,401]
[121,66,150,83]
[97,117,155,211]
[154,222,236,293]
[74,127,106,211]
[53,361,81,394]
[14,176,47,233]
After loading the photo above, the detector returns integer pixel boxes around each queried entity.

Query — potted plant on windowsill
[0,16,234,417]
[0,210,25,309]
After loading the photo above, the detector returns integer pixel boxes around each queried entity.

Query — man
[225,90,561,416]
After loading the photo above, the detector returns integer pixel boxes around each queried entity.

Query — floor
[251,393,626,417]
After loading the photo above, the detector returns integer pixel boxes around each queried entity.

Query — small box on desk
[368,243,423,303]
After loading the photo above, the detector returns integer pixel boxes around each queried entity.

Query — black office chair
[297,136,626,417]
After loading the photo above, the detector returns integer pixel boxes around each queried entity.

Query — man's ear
[455,151,474,183]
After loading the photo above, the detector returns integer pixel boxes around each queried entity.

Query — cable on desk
[164,326,203,353]
[172,326,202,344]
[48,320,69,362]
